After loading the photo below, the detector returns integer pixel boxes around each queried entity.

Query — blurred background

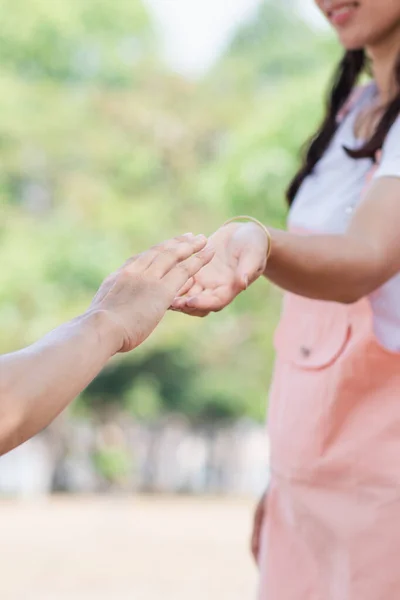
[0,0,336,597]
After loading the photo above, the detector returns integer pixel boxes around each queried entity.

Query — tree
[0,0,336,422]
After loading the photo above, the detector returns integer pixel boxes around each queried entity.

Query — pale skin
[171,0,400,564]
[0,233,214,457]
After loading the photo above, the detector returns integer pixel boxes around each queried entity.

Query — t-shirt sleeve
[373,116,400,180]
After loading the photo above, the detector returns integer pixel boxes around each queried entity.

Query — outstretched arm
[172,176,400,314]
[0,234,213,455]
[0,311,120,455]
[264,178,400,302]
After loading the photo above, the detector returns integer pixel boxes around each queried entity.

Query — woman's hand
[89,233,215,352]
[251,491,268,565]
[171,222,269,317]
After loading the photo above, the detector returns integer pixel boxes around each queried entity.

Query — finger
[252,535,260,564]
[147,234,208,278]
[186,282,203,297]
[171,306,211,318]
[254,502,265,533]
[163,245,215,293]
[183,287,234,312]
[125,234,199,273]
[170,296,191,310]
[185,295,225,312]
[176,280,204,300]
[251,529,256,558]
[251,498,266,564]
[251,512,261,560]
[170,282,204,309]
[189,311,211,318]
[169,292,211,317]
[251,527,260,563]
[176,277,195,298]
[120,255,137,269]
[236,248,266,289]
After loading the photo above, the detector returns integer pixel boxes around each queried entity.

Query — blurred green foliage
[0,0,337,421]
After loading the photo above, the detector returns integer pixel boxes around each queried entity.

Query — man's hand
[90,233,214,351]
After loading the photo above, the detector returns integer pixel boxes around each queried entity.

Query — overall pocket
[268,294,352,476]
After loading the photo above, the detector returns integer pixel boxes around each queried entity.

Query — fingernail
[184,232,194,237]
[243,274,249,289]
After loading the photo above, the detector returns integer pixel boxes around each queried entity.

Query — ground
[0,496,258,600]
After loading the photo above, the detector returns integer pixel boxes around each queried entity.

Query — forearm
[0,310,120,455]
[264,228,382,303]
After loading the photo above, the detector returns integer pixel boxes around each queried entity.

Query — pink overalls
[258,88,400,599]
[259,291,400,600]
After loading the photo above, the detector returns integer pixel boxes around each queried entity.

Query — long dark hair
[287,49,400,205]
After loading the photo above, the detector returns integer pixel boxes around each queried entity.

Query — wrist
[263,227,281,277]
[80,309,124,357]
[223,216,272,262]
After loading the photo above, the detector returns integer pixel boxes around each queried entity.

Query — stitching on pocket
[273,296,352,370]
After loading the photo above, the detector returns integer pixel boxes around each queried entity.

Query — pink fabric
[258,288,400,599]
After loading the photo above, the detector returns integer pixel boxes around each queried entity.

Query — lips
[327,2,359,26]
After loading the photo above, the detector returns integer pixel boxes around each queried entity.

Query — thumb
[236,247,265,290]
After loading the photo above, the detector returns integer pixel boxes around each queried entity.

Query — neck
[368,28,400,103]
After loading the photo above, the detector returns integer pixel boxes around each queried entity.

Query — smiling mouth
[328,2,359,25]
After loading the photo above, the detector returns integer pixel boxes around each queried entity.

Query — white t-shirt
[289,83,400,351]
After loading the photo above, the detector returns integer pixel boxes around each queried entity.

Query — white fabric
[289,84,400,351]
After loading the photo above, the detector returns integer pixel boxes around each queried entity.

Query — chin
[337,24,398,52]
[337,31,370,50]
